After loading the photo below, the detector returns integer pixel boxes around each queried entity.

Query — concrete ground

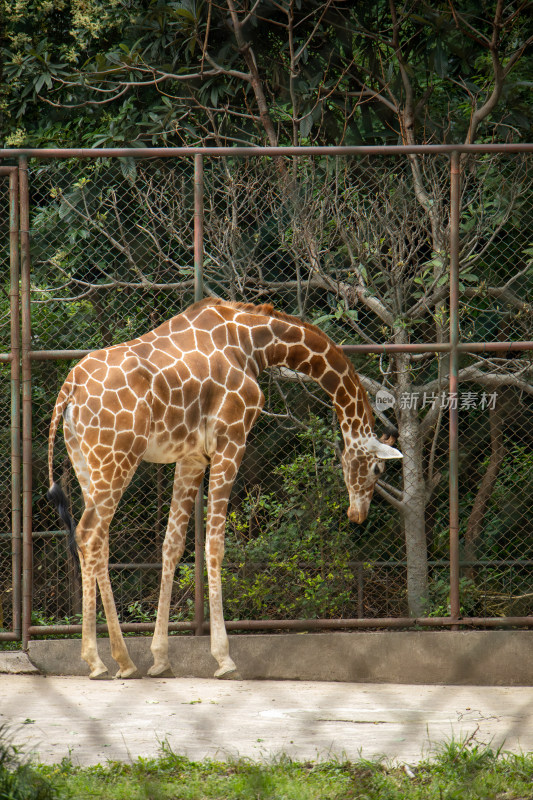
[1,674,532,766]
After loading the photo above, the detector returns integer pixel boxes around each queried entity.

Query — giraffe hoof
[114,666,142,679]
[147,663,174,678]
[214,665,240,680]
[89,667,110,680]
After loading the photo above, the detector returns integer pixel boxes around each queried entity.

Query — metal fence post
[19,156,33,649]
[194,154,206,635]
[194,154,204,301]
[10,168,21,639]
[449,151,461,626]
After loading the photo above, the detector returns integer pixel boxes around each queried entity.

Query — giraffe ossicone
[47,298,402,680]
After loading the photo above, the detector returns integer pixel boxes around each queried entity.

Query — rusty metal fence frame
[0,143,532,648]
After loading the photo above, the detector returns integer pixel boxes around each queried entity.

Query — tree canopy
[2,1,532,148]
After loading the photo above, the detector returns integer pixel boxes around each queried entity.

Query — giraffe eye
[373,463,383,476]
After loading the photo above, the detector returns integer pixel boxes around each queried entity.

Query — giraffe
[47,298,402,680]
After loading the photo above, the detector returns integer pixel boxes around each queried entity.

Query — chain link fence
[0,167,20,641]
[0,146,531,643]
[0,174,14,635]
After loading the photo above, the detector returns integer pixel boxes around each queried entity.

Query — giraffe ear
[365,438,403,460]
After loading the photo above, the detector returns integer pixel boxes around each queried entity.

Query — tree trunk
[395,345,429,616]
[464,398,506,572]
[398,405,429,616]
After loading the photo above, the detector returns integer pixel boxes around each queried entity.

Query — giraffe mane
[189,297,375,428]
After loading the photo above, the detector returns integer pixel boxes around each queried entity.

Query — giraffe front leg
[207,532,238,678]
[147,533,179,677]
[148,462,204,678]
[206,447,247,679]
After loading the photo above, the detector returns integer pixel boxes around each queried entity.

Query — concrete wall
[27,631,533,685]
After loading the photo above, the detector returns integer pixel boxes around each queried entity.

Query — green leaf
[58,200,71,220]
[433,41,448,78]
[119,156,137,183]
[34,73,46,93]
[313,314,333,325]
[299,113,313,139]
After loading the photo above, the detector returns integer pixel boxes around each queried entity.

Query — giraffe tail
[46,381,78,562]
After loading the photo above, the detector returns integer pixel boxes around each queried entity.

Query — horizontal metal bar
[1,144,532,159]
[0,353,13,363]
[0,166,17,175]
[342,342,533,354]
[0,632,18,640]
[30,350,92,361]
[27,341,533,362]
[458,617,533,627]
[28,622,194,635]
[0,530,66,539]
[458,342,532,352]
[27,615,533,637]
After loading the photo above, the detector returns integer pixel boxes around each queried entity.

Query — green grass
[0,641,22,651]
[2,731,533,800]
[0,725,56,800]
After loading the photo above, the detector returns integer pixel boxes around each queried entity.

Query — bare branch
[419,361,533,395]
[463,0,505,143]
[293,0,333,64]
[226,0,280,147]
[377,478,403,499]
[448,3,492,48]
[457,365,533,394]
[241,0,263,28]
[374,481,405,511]
[345,87,398,114]
[38,85,130,108]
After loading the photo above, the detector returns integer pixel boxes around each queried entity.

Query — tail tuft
[47,482,78,562]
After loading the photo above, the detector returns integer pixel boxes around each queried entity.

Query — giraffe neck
[255,317,374,442]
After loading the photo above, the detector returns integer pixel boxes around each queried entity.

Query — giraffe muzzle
[347,505,368,524]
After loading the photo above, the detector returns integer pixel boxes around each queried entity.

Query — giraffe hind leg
[62,412,110,677]
[75,456,145,680]
[76,512,110,679]
[61,382,152,679]
[77,497,139,680]
[64,411,92,507]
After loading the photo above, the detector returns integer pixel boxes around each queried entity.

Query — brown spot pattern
[47,298,380,680]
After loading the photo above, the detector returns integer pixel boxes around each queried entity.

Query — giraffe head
[341,434,403,524]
